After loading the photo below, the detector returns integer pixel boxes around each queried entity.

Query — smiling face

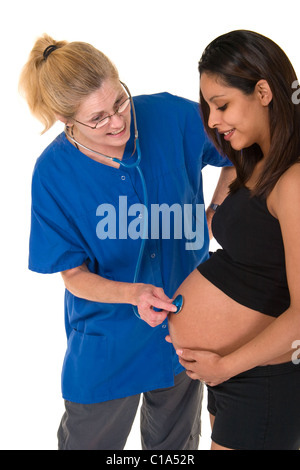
[69,79,132,159]
[200,73,272,157]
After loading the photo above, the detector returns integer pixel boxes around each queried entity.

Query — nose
[207,108,220,129]
[109,112,124,128]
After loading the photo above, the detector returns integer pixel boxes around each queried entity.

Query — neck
[246,135,271,188]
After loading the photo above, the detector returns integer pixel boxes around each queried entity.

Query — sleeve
[202,133,233,168]
[29,169,88,274]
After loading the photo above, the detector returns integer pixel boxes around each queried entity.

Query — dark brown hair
[198,30,300,197]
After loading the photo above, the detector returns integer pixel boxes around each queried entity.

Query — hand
[133,284,177,327]
[175,346,232,386]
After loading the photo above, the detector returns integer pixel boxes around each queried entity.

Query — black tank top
[197,186,290,317]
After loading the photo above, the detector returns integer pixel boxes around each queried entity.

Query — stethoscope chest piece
[172,294,184,315]
[153,294,184,315]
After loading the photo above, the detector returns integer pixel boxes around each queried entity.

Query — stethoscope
[65,89,183,319]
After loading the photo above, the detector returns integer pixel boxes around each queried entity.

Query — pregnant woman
[168,30,300,450]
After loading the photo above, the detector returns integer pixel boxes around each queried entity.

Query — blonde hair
[19,34,119,133]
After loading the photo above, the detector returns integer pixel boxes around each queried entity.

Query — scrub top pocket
[61,329,108,404]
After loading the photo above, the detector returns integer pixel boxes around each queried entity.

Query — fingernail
[176,349,183,356]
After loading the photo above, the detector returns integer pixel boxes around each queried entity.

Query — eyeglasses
[73,81,132,130]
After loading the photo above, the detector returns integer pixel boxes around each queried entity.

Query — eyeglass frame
[72,81,132,130]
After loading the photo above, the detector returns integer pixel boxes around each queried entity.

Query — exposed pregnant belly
[168,269,289,364]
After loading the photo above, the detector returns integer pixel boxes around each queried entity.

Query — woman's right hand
[61,265,176,327]
[132,283,177,327]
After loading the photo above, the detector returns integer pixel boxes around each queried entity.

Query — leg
[209,412,215,430]
[141,371,203,450]
[211,441,234,450]
[57,394,141,450]
[209,413,233,450]
[208,363,300,450]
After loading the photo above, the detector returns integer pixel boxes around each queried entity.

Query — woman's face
[200,73,271,156]
[71,79,131,158]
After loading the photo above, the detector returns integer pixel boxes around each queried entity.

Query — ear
[256,79,273,106]
[55,113,73,127]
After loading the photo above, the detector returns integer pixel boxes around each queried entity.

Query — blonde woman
[20,35,233,450]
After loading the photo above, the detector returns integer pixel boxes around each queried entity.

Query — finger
[154,287,174,303]
[185,370,199,381]
[165,335,172,343]
[176,349,197,362]
[179,359,197,372]
[151,300,177,313]
[151,288,177,313]
[179,358,197,370]
[149,309,168,322]
[143,310,168,327]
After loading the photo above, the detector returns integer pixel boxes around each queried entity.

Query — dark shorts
[207,361,300,450]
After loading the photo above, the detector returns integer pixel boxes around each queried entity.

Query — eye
[91,114,103,122]
[115,94,127,108]
[217,104,228,111]
[92,114,109,124]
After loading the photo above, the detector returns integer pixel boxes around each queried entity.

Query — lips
[221,128,235,141]
[107,124,126,137]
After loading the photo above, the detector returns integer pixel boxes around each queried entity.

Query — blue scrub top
[29,93,230,404]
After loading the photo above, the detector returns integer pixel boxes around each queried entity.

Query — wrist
[127,282,144,306]
[220,354,240,380]
[105,280,140,305]
[209,203,219,212]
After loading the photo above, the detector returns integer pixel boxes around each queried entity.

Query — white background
[1,0,299,450]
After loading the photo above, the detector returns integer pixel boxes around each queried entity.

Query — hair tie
[43,45,58,60]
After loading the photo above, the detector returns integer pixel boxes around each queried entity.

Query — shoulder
[276,162,300,193]
[133,91,197,106]
[31,133,74,197]
[133,92,200,117]
[271,162,300,216]
[133,92,204,142]
[33,133,66,174]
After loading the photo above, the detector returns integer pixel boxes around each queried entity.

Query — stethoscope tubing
[65,108,182,319]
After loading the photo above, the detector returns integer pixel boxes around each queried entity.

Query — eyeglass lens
[95,97,131,128]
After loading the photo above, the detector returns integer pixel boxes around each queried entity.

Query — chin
[230,140,248,151]
[230,136,255,152]
[231,144,243,151]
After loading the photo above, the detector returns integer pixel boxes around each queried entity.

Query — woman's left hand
[175,347,232,386]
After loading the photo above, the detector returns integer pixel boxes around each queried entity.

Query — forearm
[61,264,136,304]
[175,307,300,386]
[61,264,177,327]
[209,166,236,206]
[206,166,236,238]
[223,307,300,377]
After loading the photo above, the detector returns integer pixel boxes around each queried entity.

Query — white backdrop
[1,0,299,450]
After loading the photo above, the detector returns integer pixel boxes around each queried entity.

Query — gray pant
[57,371,203,450]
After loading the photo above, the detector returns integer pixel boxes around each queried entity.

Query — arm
[222,164,300,373]
[61,264,177,327]
[176,164,300,384]
[206,166,236,239]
